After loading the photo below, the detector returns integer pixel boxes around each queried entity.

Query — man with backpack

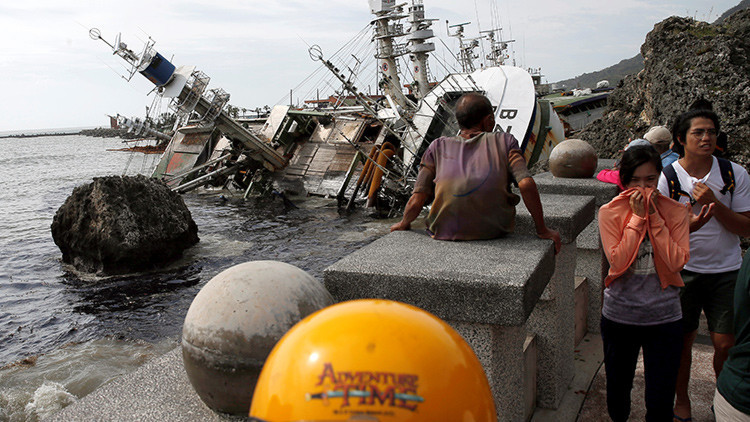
[657,108,750,421]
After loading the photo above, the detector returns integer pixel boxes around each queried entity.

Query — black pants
[601,316,683,422]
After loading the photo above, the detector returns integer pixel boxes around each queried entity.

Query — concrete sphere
[549,139,598,178]
[181,261,334,415]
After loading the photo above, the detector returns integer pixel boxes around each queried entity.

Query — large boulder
[578,9,750,169]
[51,175,199,275]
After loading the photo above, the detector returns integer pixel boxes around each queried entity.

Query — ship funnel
[138,51,176,87]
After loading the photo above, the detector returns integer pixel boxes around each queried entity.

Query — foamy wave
[23,382,76,421]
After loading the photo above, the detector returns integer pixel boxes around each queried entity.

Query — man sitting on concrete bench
[390,93,561,253]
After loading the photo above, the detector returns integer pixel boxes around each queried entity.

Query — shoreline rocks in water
[78,128,143,140]
[51,175,199,276]
[579,9,750,169]
[0,128,145,140]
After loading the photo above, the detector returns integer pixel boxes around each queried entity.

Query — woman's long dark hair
[619,145,662,187]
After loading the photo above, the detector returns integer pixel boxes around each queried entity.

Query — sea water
[0,134,388,421]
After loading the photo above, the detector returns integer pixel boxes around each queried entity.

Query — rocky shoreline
[0,127,147,140]
[78,127,142,139]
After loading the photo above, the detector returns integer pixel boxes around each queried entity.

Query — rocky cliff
[578,9,750,169]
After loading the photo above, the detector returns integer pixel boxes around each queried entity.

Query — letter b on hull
[498,109,518,120]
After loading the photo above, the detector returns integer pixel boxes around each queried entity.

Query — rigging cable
[474,0,487,67]
[274,23,372,106]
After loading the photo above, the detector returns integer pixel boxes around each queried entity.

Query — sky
[0,0,738,132]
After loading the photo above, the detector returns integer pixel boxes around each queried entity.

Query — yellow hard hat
[249,299,497,422]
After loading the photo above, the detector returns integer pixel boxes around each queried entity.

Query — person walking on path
[657,108,750,422]
[390,93,560,253]
[599,145,691,421]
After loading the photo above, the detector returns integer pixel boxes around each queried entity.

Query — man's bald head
[455,93,493,130]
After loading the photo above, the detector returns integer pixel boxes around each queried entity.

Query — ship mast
[368,0,413,110]
[406,0,436,99]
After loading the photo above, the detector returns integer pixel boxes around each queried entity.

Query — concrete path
[578,336,717,422]
[48,334,718,421]
[47,347,246,422]
[533,333,605,421]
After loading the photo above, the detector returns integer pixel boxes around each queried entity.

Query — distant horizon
[0,125,100,137]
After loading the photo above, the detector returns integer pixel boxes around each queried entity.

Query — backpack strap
[717,157,735,197]
[662,163,695,205]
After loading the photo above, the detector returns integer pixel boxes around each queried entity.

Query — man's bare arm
[518,177,561,254]
[390,192,428,232]
[712,206,750,237]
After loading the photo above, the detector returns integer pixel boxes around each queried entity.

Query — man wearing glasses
[658,108,750,421]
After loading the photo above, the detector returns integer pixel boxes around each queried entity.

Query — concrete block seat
[532,162,620,336]
[514,194,595,247]
[325,193,594,419]
[533,172,618,209]
[325,230,556,326]
[516,194,595,409]
[325,230,554,421]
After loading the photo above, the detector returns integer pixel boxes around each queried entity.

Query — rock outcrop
[51,175,199,275]
[579,9,750,169]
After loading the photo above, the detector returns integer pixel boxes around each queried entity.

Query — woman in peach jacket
[598,145,690,422]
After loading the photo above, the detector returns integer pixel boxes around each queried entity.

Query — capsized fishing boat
[544,83,613,136]
[89,0,564,214]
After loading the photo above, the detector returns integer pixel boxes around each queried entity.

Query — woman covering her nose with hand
[598,145,691,422]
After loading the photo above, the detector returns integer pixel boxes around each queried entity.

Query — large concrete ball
[549,139,598,178]
[181,260,334,415]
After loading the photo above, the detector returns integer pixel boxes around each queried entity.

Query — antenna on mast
[368,0,414,110]
[479,28,514,67]
[446,21,479,73]
[89,28,173,87]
